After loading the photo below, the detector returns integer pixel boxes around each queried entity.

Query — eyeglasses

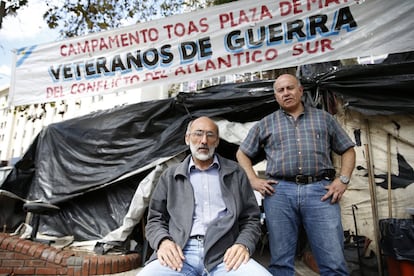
[189,130,218,140]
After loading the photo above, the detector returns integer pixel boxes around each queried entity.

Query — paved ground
[105,268,141,275]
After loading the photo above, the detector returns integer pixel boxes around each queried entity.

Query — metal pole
[365,120,383,276]
[387,134,392,218]
[352,204,364,276]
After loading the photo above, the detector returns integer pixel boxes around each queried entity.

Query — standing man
[236,74,355,276]
[139,116,271,276]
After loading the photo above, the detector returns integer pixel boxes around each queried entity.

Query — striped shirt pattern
[188,156,227,237]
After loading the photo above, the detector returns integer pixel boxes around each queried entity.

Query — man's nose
[200,134,209,143]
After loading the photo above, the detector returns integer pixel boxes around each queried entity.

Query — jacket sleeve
[234,167,261,255]
[145,169,172,251]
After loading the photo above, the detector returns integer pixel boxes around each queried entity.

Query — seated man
[138,116,271,275]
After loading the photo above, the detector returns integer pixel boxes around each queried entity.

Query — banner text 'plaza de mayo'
[9,0,414,106]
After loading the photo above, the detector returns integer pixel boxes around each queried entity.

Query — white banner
[9,0,414,106]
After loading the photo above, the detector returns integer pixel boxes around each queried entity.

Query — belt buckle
[295,175,306,184]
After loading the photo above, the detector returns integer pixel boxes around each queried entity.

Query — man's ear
[185,135,190,145]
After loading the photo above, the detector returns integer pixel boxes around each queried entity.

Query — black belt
[190,235,204,241]
[277,173,334,185]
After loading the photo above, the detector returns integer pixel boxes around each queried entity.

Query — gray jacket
[145,154,261,272]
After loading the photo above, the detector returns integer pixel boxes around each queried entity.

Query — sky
[0,0,59,88]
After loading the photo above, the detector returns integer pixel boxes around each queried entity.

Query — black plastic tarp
[379,218,414,261]
[0,81,278,240]
[316,60,414,115]
[1,60,414,241]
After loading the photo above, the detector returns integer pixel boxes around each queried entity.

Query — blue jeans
[264,180,349,276]
[138,238,271,275]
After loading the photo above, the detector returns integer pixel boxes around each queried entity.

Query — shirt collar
[281,102,306,117]
[188,155,220,172]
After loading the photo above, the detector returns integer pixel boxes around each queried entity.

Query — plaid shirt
[239,105,355,178]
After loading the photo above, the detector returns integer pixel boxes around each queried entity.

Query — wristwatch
[339,175,350,184]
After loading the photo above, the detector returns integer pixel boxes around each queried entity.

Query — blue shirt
[239,105,355,178]
[188,155,227,237]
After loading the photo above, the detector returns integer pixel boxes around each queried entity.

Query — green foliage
[212,0,237,5]
[1,0,231,37]
[42,0,213,39]
[0,0,27,15]
[0,0,28,28]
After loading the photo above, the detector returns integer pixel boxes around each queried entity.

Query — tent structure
[1,58,413,258]
[0,79,278,241]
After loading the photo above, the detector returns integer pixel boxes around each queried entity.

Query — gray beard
[190,143,215,161]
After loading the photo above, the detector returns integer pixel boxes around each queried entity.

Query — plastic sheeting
[0,81,278,240]
[1,59,414,242]
[379,218,414,261]
[304,59,414,115]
